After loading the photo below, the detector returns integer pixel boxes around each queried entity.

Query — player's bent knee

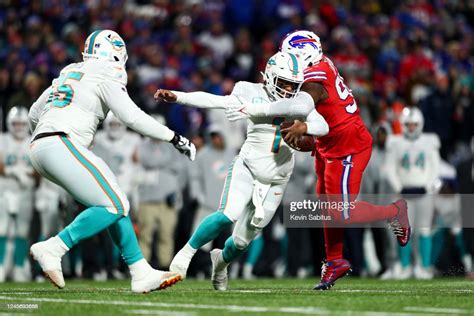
[221,210,237,223]
[233,235,250,250]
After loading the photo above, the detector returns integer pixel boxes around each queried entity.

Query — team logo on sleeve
[288,35,319,49]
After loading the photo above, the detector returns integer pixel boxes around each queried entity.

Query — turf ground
[0,278,472,315]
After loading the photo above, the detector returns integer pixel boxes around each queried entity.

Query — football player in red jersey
[225,30,411,290]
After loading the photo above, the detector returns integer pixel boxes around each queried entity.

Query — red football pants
[315,146,398,261]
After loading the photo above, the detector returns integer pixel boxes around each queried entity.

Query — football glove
[170,132,196,161]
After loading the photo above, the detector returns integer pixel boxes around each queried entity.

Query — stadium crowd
[0,0,473,281]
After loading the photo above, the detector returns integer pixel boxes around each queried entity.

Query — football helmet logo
[83,30,128,66]
[280,30,323,68]
[288,35,319,49]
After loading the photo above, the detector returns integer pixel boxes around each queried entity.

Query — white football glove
[170,132,196,161]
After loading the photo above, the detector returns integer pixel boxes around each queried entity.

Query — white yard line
[128,309,196,316]
[0,295,467,316]
[0,292,32,295]
[404,307,471,314]
[0,296,329,315]
[231,289,274,293]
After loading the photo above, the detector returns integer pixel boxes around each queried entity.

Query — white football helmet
[7,106,30,140]
[280,30,323,68]
[104,112,126,140]
[83,30,128,66]
[263,52,304,100]
[400,107,424,139]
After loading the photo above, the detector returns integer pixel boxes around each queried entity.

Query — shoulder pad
[86,60,128,86]
[102,61,128,86]
[231,81,254,96]
[303,64,329,83]
[422,133,441,149]
[59,62,82,76]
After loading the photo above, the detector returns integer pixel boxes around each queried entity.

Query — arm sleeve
[97,81,175,142]
[427,145,441,192]
[248,91,314,117]
[172,91,240,109]
[29,86,52,132]
[304,109,329,136]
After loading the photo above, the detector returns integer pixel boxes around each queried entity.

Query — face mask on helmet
[280,30,323,68]
[104,113,126,140]
[7,106,29,140]
[83,30,128,66]
[263,52,304,100]
[400,107,424,140]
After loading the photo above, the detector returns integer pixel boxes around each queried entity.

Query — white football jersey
[0,133,35,191]
[32,59,127,148]
[231,81,306,183]
[386,133,441,191]
[93,130,141,194]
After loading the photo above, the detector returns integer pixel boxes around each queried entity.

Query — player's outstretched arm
[225,81,327,121]
[154,89,241,109]
[225,91,315,121]
[28,85,53,132]
[98,81,196,161]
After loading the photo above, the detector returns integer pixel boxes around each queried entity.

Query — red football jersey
[304,56,372,158]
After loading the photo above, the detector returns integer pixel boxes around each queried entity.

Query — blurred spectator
[187,126,235,276]
[419,74,455,159]
[136,120,182,269]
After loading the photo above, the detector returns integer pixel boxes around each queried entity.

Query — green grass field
[0,278,472,315]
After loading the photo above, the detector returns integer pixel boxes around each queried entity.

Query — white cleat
[395,266,413,280]
[169,248,192,278]
[210,249,228,291]
[30,241,65,289]
[131,269,182,294]
[12,266,31,282]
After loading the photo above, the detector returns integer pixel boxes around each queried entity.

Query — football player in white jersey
[0,107,35,282]
[27,29,195,293]
[156,51,329,290]
[386,107,441,279]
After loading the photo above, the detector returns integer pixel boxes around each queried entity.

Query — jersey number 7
[51,71,84,108]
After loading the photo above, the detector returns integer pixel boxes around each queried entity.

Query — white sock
[49,236,69,257]
[129,259,152,279]
[182,243,198,259]
[215,251,229,271]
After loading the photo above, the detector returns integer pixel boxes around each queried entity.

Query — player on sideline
[155,52,329,290]
[0,107,35,282]
[28,30,195,293]
[385,107,440,279]
[225,30,411,290]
